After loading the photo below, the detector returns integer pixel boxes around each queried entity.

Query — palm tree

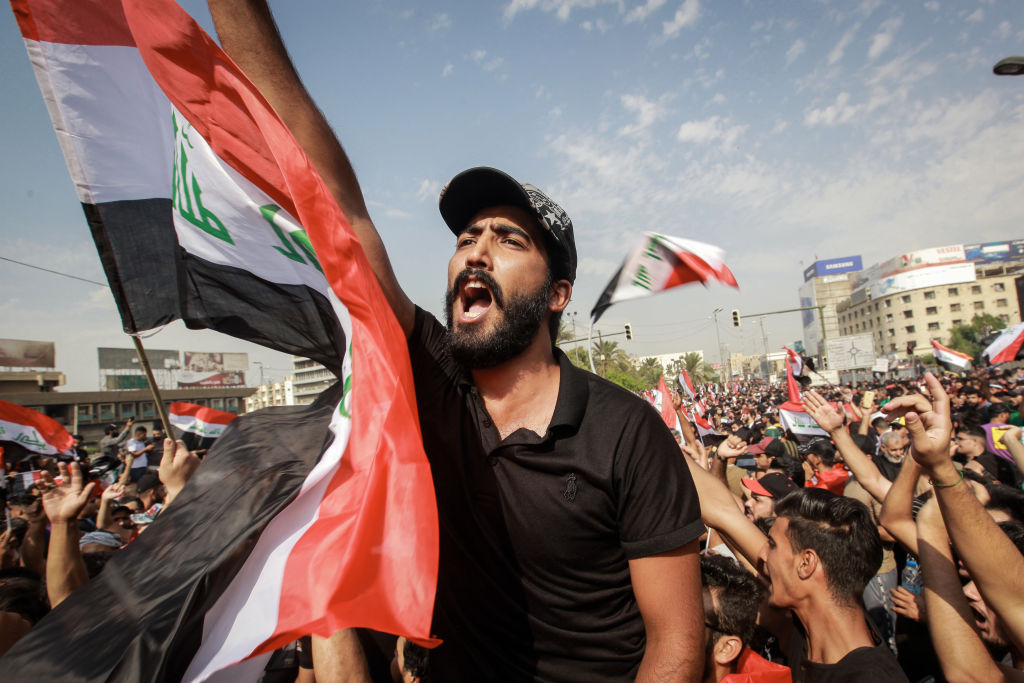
[674,352,713,385]
[591,340,631,377]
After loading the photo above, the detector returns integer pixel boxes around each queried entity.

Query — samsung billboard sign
[803,255,863,281]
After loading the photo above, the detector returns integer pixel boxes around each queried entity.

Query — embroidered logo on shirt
[562,473,578,502]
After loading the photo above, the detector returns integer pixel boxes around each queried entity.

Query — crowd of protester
[2,363,1024,681]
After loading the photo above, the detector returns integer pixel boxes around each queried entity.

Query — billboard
[177,352,248,387]
[825,333,876,371]
[803,255,863,282]
[872,262,976,298]
[0,339,55,368]
[880,244,965,275]
[964,239,1024,264]
[98,347,180,371]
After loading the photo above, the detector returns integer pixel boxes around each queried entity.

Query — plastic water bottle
[901,557,923,595]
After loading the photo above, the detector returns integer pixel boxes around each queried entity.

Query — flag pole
[130,334,174,437]
[587,321,597,374]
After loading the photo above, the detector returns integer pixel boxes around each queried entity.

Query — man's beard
[445,268,551,369]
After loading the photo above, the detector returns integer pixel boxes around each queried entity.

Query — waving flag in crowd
[6,0,438,680]
[0,400,74,459]
[778,355,828,437]
[590,232,738,324]
[168,401,238,452]
[982,321,1024,365]
[654,375,679,430]
[931,339,973,373]
[677,369,697,401]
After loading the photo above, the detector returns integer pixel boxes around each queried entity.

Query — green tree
[948,313,1007,361]
[673,352,713,385]
[634,357,664,388]
[591,340,631,376]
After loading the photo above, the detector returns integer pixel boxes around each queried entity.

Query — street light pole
[712,307,725,366]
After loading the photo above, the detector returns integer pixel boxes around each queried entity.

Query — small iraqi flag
[982,321,1024,365]
[590,232,737,324]
[931,339,973,373]
[0,400,74,459]
[677,369,697,401]
[169,402,237,440]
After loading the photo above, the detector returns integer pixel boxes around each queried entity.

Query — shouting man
[208,2,705,681]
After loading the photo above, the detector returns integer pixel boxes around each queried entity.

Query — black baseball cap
[438,167,577,283]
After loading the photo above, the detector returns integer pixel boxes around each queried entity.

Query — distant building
[246,377,295,411]
[836,249,1023,358]
[635,350,704,374]
[292,357,334,405]
[798,256,863,361]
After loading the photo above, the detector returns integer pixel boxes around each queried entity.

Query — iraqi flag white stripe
[183,296,353,681]
[25,40,171,204]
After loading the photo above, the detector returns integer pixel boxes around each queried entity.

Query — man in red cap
[741,473,799,522]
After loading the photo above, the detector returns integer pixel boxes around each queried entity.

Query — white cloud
[619,94,668,136]
[663,0,700,37]
[923,0,939,9]
[581,18,610,32]
[786,39,806,66]
[441,63,454,77]
[998,21,1011,39]
[867,17,902,61]
[965,8,983,23]
[429,13,451,31]
[828,25,859,65]
[416,179,441,202]
[803,92,860,126]
[625,0,667,23]
[503,0,617,22]
[469,49,503,71]
[709,92,727,105]
[675,115,747,149]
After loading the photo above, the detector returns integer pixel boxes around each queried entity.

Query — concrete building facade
[292,357,334,405]
[246,377,295,412]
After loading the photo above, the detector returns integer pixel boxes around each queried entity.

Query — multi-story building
[835,241,1023,358]
[245,376,295,412]
[798,256,864,362]
[292,357,335,405]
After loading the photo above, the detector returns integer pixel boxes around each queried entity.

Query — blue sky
[2,0,1023,390]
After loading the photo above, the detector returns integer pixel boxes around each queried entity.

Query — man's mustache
[448,268,505,309]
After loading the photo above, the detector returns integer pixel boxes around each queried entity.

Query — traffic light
[624,323,633,341]
[731,309,741,327]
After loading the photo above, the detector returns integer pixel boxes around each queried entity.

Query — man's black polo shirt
[409,307,704,682]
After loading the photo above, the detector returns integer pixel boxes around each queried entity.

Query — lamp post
[993,56,1024,76]
[712,307,725,369]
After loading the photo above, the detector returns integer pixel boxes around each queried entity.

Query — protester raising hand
[39,462,96,524]
[880,373,952,474]
[38,463,94,607]
[802,390,846,433]
[159,438,201,509]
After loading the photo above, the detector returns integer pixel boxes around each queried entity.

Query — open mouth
[459,280,494,323]
[971,605,988,631]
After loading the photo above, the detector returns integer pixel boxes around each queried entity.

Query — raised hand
[159,438,201,506]
[39,463,96,524]
[803,390,845,433]
[882,373,953,473]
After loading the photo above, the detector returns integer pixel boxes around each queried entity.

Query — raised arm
[804,390,891,502]
[916,499,1024,683]
[40,463,95,607]
[879,453,924,555]
[886,372,1024,654]
[207,0,414,334]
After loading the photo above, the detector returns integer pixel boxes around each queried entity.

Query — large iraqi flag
[5,1,438,681]
[590,232,738,324]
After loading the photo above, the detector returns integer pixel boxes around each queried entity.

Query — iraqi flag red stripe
[12,0,135,46]
[122,0,439,670]
[0,399,74,456]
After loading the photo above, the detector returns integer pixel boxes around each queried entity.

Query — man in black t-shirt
[762,489,908,682]
[210,4,705,679]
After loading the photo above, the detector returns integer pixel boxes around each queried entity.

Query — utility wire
[1,256,108,287]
